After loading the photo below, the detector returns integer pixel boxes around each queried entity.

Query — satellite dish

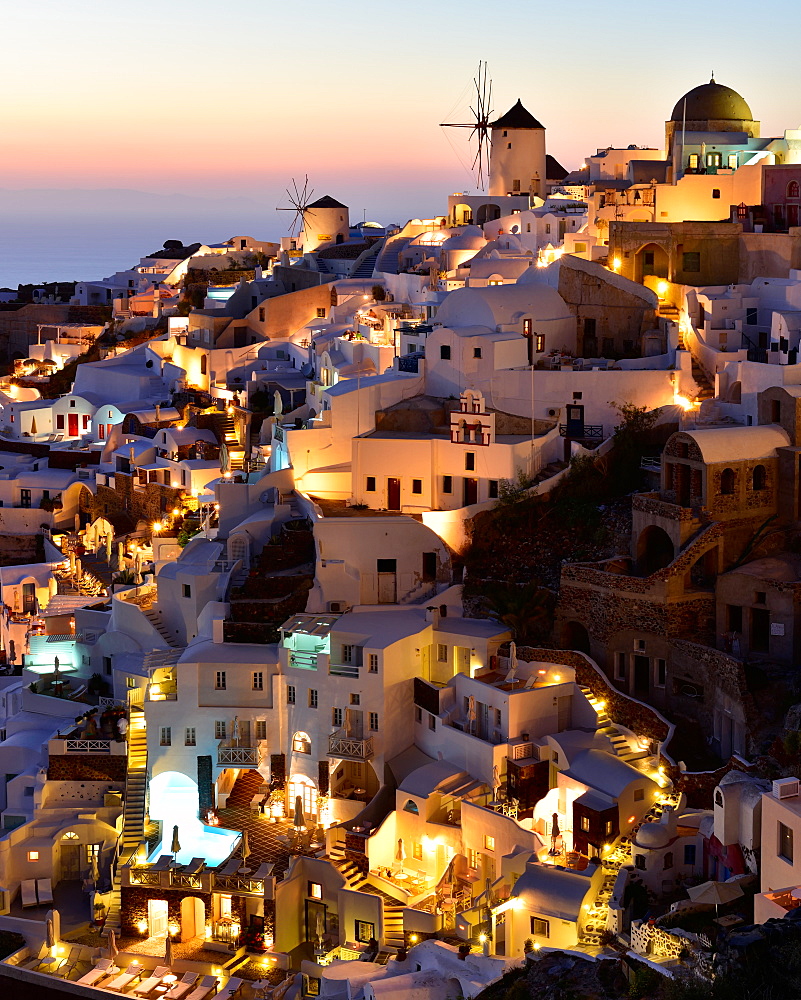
[511,225,519,234]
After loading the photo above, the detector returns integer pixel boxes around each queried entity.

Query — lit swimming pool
[148,770,239,867]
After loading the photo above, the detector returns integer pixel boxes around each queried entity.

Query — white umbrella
[46,916,55,949]
[467,695,476,735]
[105,534,113,564]
[509,641,517,670]
[687,879,743,914]
[396,838,407,872]
[240,830,251,867]
[90,851,99,883]
[492,765,501,801]
[219,442,230,476]
[107,928,118,961]
[316,909,325,947]
[232,716,240,743]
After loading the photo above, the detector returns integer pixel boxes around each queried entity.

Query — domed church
[665,75,760,157]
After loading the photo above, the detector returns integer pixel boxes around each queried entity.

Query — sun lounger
[53,946,82,977]
[214,977,243,1000]
[164,972,199,999]
[216,858,242,876]
[21,879,38,907]
[76,958,116,986]
[149,855,175,871]
[133,965,171,995]
[183,857,206,874]
[185,975,218,1000]
[250,862,274,880]
[104,962,145,992]
[37,877,53,904]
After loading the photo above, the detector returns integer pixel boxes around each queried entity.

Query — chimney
[425,605,440,628]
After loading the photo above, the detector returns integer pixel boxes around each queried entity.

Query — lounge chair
[216,858,241,876]
[103,962,144,991]
[250,862,274,880]
[133,965,171,995]
[37,877,53,904]
[149,855,175,871]
[53,946,82,977]
[185,975,218,1000]
[214,977,243,1000]
[164,972,199,999]
[21,879,38,907]
[183,857,206,874]
[76,958,116,986]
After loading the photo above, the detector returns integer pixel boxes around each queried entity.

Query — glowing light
[553,674,561,682]
[205,924,212,939]
[538,669,547,675]
[673,394,696,412]
[627,815,636,824]
[596,700,606,709]
[612,257,621,271]
[657,280,668,297]
[152,521,163,533]
[409,934,419,944]
[479,934,487,943]
[224,472,232,478]
[582,904,590,911]
[532,941,541,950]
[168,922,180,937]
[137,920,149,934]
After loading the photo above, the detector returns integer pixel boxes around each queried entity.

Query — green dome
[670,79,753,123]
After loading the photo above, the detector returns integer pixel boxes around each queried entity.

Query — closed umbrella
[396,837,406,873]
[293,795,304,830]
[165,934,173,967]
[232,716,240,744]
[171,824,181,861]
[107,928,118,962]
[105,533,113,564]
[46,916,55,950]
[509,641,517,670]
[687,879,743,914]
[219,442,230,476]
[549,812,561,856]
[467,695,476,735]
[492,764,501,802]
[90,851,99,883]
[240,830,251,868]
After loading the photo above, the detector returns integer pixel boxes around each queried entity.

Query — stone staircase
[374,236,414,275]
[351,242,381,279]
[221,413,245,471]
[383,905,405,951]
[142,607,182,648]
[328,845,405,952]
[580,686,649,764]
[690,355,715,401]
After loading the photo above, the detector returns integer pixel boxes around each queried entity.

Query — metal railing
[289,650,317,670]
[217,740,261,767]
[329,664,359,678]
[559,423,604,440]
[328,730,374,761]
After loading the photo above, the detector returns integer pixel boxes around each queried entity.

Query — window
[342,644,354,663]
[443,475,453,494]
[332,708,343,728]
[634,788,645,801]
[366,476,376,492]
[779,821,794,863]
[252,671,263,691]
[789,181,800,199]
[755,591,766,605]
[215,671,226,690]
[368,654,378,673]
[103,655,112,676]
[20,489,31,508]
[437,643,448,662]
[535,334,545,353]
[473,347,482,359]
[530,917,549,937]
[720,468,735,495]
[287,685,296,705]
[664,852,673,870]
[580,816,590,832]
[308,689,318,708]
[746,307,757,325]
[465,452,475,471]
[180,583,192,600]
[160,727,171,746]
[488,480,499,499]
[27,851,39,862]
[688,153,699,170]
[728,154,737,169]
[684,844,696,865]
[412,479,422,494]
[635,854,646,870]
[355,920,375,944]
[185,727,196,746]
[605,820,614,836]
[484,835,495,851]
[682,252,701,273]
[415,706,422,723]
[350,693,360,705]
[304,978,320,998]
[615,653,626,681]
[706,151,722,168]
[512,179,520,192]
[656,659,666,687]
[712,189,721,199]
[369,712,379,731]
[308,881,322,899]
[752,465,767,491]
[728,605,743,632]
[215,721,227,739]
[413,841,423,860]
[545,224,551,234]
[440,345,451,360]
[316,307,327,318]
[428,713,436,731]
[255,720,267,739]
[293,732,311,754]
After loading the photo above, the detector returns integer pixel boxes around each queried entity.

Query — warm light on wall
[28,851,39,861]
[137,920,148,934]
[657,280,669,297]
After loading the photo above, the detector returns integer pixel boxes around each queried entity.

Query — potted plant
[457,942,471,960]
[93,901,106,928]
[269,788,285,819]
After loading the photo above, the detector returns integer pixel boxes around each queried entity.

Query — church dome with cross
[670,77,753,125]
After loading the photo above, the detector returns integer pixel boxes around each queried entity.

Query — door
[22,583,36,614]
[557,696,571,730]
[377,559,397,603]
[463,478,478,506]
[751,608,770,652]
[68,413,79,437]
[148,899,168,937]
[788,205,799,228]
[387,478,401,510]
[565,405,585,437]
[633,655,650,695]
[455,646,470,675]
[61,843,82,880]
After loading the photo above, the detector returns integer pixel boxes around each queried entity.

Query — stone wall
[120,886,218,939]
[47,754,127,783]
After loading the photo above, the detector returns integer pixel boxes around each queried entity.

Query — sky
[2,0,800,241]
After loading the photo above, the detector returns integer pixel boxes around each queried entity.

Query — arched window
[720,468,736,495]
[292,732,311,754]
[663,852,674,870]
[403,800,419,814]
[715,790,723,807]
[788,181,800,199]
[62,831,79,840]
[752,465,767,491]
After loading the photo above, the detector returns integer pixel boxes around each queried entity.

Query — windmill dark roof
[490,99,545,130]
[546,154,568,180]
[308,195,348,209]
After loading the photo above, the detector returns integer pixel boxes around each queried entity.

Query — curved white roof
[435,284,572,330]
[440,226,485,251]
[512,861,594,921]
[682,424,790,464]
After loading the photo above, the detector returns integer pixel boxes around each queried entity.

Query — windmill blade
[276,174,316,237]
[440,61,494,191]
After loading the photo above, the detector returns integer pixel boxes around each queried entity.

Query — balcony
[217,739,262,767]
[48,737,127,757]
[289,650,318,670]
[328,730,374,761]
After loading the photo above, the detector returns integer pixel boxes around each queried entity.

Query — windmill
[277,175,316,239]
[440,61,494,191]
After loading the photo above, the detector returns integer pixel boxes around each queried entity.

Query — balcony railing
[121,863,269,896]
[48,738,127,756]
[328,730,374,761]
[329,663,359,678]
[217,740,261,767]
[559,423,603,440]
[289,650,317,670]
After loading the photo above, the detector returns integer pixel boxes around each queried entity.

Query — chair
[133,965,171,995]
[53,946,82,978]
[185,975,218,1000]
[215,977,244,1000]
[183,858,206,874]
[216,858,242,876]
[37,877,53,904]
[104,962,145,991]
[149,855,175,871]
[164,972,199,999]
[249,862,274,880]
[21,879,38,907]
[76,958,115,986]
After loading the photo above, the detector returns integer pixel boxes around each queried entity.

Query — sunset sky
[3,0,800,227]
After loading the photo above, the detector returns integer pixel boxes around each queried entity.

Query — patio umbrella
[90,851,99,883]
[219,441,230,476]
[467,695,476,735]
[240,830,251,867]
[293,795,305,830]
[107,928,118,962]
[232,716,240,744]
[492,764,501,801]
[46,916,55,950]
[105,533,113,564]
[171,824,181,861]
[396,838,407,872]
[509,641,517,670]
[687,879,743,914]
[273,391,283,418]
[549,812,561,856]
[165,934,173,967]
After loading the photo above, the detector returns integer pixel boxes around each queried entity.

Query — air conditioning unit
[773,777,800,799]
[547,408,560,418]
[329,601,347,614]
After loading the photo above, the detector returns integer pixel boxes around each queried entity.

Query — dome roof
[670,79,753,123]
[635,821,671,850]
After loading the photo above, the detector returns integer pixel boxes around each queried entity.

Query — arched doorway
[180,896,205,943]
[562,621,591,655]
[228,533,249,570]
[636,526,674,575]
[477,204,502,225]
[453,203,473,226]
[635,242,669,282]
[288,774,317,822]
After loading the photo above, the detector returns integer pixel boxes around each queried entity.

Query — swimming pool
[148,770,239,867]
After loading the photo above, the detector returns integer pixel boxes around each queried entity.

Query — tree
[484,582,554,645]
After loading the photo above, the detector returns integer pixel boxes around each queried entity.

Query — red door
[68,413,79,436]
[387,478,401,510]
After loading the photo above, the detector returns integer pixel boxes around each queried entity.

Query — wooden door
[61,843,82,879]
[387,478,400,510]
[463,478,478,505]
[68,413,79,436]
